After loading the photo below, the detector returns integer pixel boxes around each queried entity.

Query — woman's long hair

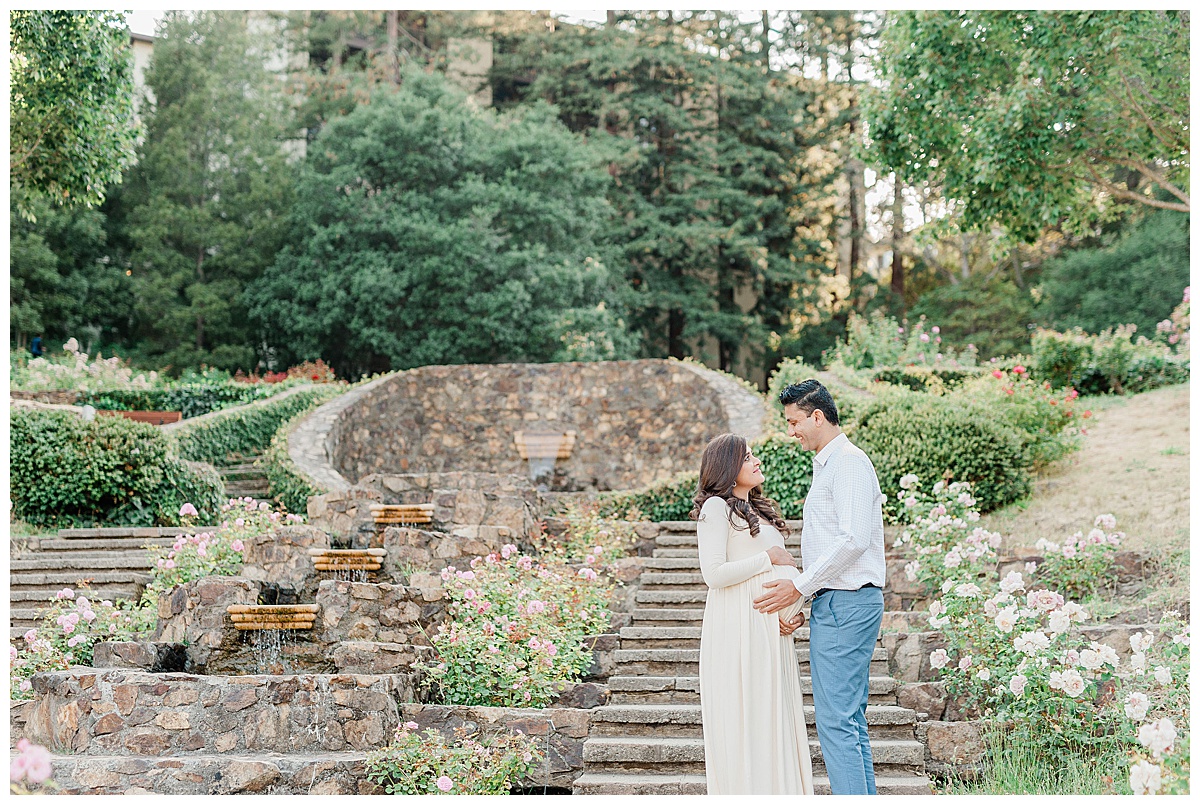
[689,433,788,537]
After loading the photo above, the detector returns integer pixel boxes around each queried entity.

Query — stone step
[38,751,374,795]
[588,703,917,740]
[653,519,803,536]
[55,527,188,539]
[612,647,889,676]
[646,552,799,566]
[11,554,154,572]
[620,625,872,647]
[607,675,898,705]
[629,608,705,626]
[31,537,176,552]
[571,771,930,796]
[634,590,708,606]
[225,481,271,495]
[218,464,265,480]
[639,573,706,589]
[582,735,925,775]
[10,570,150,588]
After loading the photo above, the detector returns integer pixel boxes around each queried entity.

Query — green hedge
[854,396,1032,514]
[1032,327,1189,395]
[10,409,224,527]
[596,473,698,522]
[78,382,285,419]
[754,433,811,519]
[169,385,344,466]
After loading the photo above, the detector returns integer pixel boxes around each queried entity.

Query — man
[753,379,886,795]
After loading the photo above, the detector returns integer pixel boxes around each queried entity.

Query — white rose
[1153,665,1171,686]
[977,667,991,681]
[958,655,973,671]
[999,571,1024,595]
[1129,759,1162,796]
[994,607,1019,634]
[1124,692,1151,721]
[1059,669,1087,697]
[941,579,955,594]
[1047,670,1064,690]
[1094,513,1117,532]
[954,583,981,598]
[899,473,919,490]
[1130,652,1147,674]
[1137,718,1177,758]
[1062,602,1090,623]
[1008,674,1028,697]
[943,550,963,569]
[1048,610,1072,635]
[1098,644,1119,667]
[1130,631,1155,653]
[929,649,949,670]
[1078,649,1104,671]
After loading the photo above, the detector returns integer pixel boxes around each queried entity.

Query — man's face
[783,402,821,450]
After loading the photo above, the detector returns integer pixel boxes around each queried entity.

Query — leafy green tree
[9,191,135,352]
[1036,211,1190,336]
[119,11,297,372]
[9,10,139,217]
[494,12,822,378]
[910,275,1038,360]
[245,68,632,378]
[865,10,1190,241]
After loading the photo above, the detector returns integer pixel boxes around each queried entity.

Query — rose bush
[10,588,148,701]
[891,476,1000,596]
[419,546,615,707]
[1032,514,1124,599]
[365,722,542,795]
[547,503,641,568]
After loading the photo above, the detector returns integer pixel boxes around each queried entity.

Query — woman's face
[735,448,765,490]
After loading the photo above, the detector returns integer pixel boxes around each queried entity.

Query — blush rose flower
[436,776,454,792]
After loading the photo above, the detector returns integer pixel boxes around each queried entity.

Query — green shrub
[78,382,281,419]
[754,433,811,519]
[10,409,223,527]
[854,396,1032,514]
[169,384,343,465]
[1032,327,1189,395]
[910,275,1038,361]
[955,369,1084,470]
[596,473,697,522]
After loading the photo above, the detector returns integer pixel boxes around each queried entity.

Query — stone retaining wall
[301,359,765,493]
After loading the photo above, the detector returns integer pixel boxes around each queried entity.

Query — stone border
[286,361,769,499]
[673,360,767,441]
[287,374,398,494]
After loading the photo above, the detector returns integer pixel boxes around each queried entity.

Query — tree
[244,68,633,378]
[1036,210,1190,336]
[119,11,297,372]
[865,10,1190,241]
[9,10,139,217]
[494,12,822,379]
[9,191,135,352]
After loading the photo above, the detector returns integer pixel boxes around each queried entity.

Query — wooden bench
[369,503,435,525]
[97,410,183,426]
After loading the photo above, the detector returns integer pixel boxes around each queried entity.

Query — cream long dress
[697,495,815,795]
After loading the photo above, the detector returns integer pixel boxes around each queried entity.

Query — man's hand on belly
[753,580,802,613]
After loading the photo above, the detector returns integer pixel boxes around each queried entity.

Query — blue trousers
[808,586,884,795]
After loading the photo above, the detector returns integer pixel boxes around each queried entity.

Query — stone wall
[297,359,766,493]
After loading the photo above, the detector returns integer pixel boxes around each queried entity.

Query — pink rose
[231,539,244,552]
[436,776,453,792]
[178,503,198,518]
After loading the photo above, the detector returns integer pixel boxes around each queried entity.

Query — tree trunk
[668,307,685,359]
[386,10,399,83]
[891,174,905,303]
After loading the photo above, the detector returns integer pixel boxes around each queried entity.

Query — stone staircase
[219,452,271,506]
[9,528,185,641]
[572,521,932,795]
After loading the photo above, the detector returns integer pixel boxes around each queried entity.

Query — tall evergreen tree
[494,12,823,379]
[119,11,297,372]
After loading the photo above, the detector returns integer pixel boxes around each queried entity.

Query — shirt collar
[812,432,848,468]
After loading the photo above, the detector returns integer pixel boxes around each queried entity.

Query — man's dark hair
[778,379,839,426]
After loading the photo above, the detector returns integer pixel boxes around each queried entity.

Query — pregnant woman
[692,433,814,795]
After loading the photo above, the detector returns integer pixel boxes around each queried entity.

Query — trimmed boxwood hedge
[78,382,284,419]
[261,400,339,516]
[169,385,344,466]
[10,408,224,527]
[853,396,1032,514]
